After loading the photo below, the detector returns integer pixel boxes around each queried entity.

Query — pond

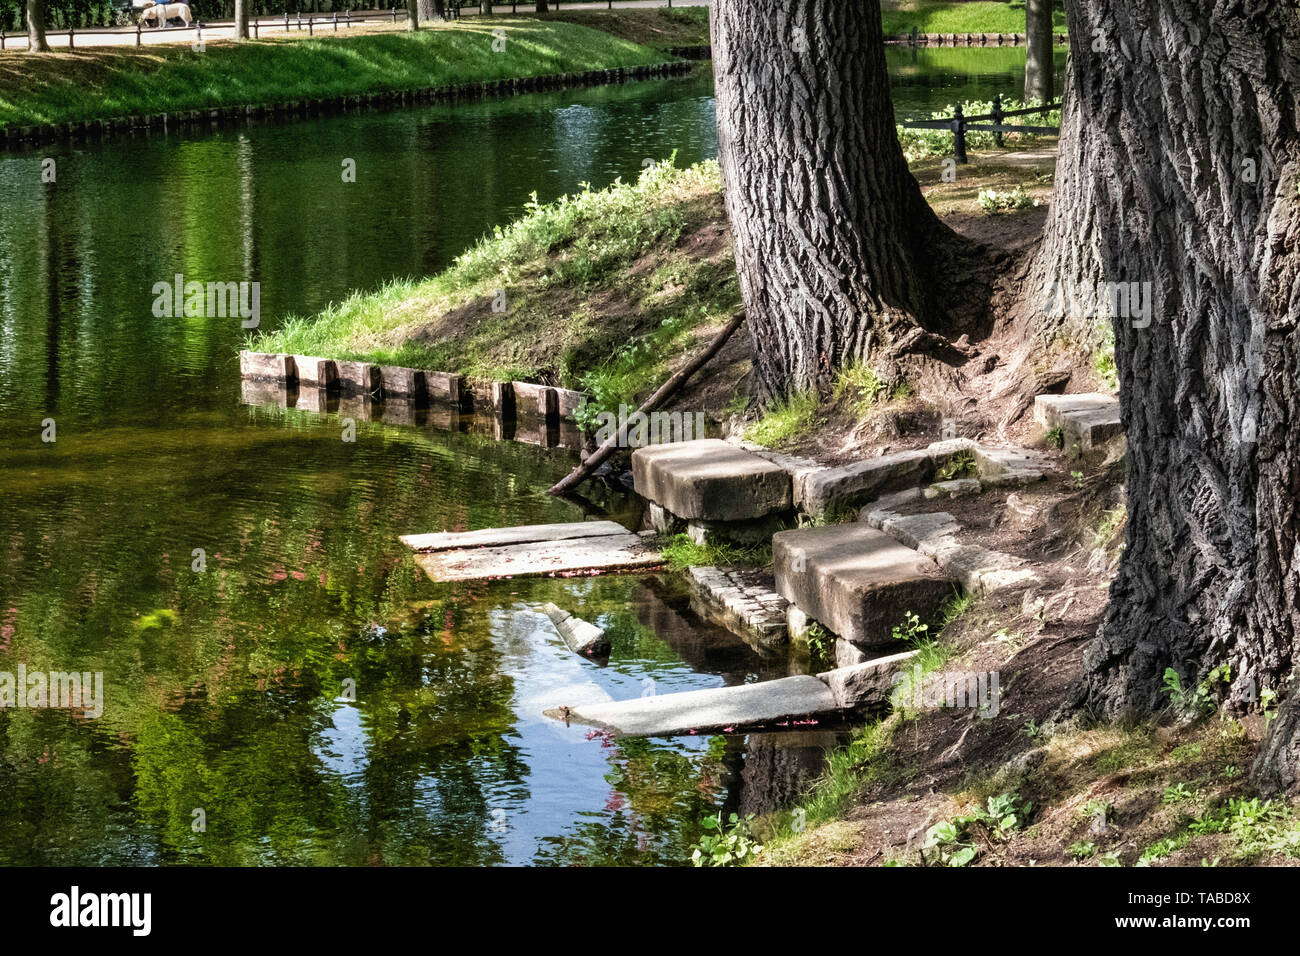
[0,48,1058,866]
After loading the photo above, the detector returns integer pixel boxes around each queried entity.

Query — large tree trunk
[1038,0,1300,791]
[26,0,49,52]
[234,0,249,40]
[710,0,990,400]
[1023,0,1054,103]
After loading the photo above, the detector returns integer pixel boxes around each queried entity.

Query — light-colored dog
[138,1,193,28]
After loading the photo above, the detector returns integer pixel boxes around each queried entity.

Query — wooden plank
[400,519,630,553]
[413,532,662,583]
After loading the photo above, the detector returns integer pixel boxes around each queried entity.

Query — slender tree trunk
[1036,0,1300,791]
[408,0,420,29]
[536,1,547,13]
[234,0,249,39]
[480,0,491,14]
[26,0,49,52]
[710,0,990,400]
[1023,0,1054,103]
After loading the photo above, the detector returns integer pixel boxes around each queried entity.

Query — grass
[0,18,673,129]
[251,157,738,387]
[880,1,1068,35]
[742,390,819,448]
[658,533,771,571]
[541,7,710,50]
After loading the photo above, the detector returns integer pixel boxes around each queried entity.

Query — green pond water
[0,51,1059,866]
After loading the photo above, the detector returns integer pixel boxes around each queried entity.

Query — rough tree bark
[26,0,49,52]
[1023,0,1054,103]
[234,0,249,40]
[710,0,990,400]
[1035,0,1300,792]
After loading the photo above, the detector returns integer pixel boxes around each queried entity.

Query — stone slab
[542,603,610,657]
[686,565,788,649]
[380,365,425,400]
[512,381,558,421]
[400,520,629,552]
[240,350,295,383]
[336,360,383,395]
[817,649,920,710]
[632,439,791,521]
[795,439,977,515]
[291,355,339,389]
[1034,393,1123,450]
[773,524,957,647]
[412,532,662,583]
[424,371,465,409]
[551,675,838,737]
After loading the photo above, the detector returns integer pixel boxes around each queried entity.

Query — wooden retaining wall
[239,350,586,448]
[883,32,1068,46]
[1,61,692,148]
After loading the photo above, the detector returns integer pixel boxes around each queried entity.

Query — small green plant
[1097,850,1123,866]
[934,451,977,481]
[805,621,833,665]
[1261,687,1279,727]
[1163,783,1196,804]
[692,811,764,867]
[833,363,886,417]
[1080,799,1113,823]
[1068,841,1097,860]
[1162,665,1230,719]
[1223,764,1241,779]
[1020,718,1041,740]
[921,792,1033,867]
[1044,426,1064,449]
[977,186,1036,215]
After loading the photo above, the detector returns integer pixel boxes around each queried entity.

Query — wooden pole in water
[548,312,746,497]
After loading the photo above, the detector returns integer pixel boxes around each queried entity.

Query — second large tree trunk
[1037,0,1300,791]
[1023,0,1054,103]
[710,0,988,400]
[26,0,49,52]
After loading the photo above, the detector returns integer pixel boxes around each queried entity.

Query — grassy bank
[881,0,1067,35]
[542,7,709,50]
[249,158,741,408]
[0,18,672,129]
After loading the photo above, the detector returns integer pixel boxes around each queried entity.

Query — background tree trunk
[26,0,49,52]
[710,0,989,400]
[536,1,548,12]
[481,0,491,14]
[1023,0,1054,103]
[1036,0,1300,792]
[234,0,249,40]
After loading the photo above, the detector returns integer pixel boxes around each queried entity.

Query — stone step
[772,524,957,647]
[632,438,791,522]
[1034,392,1123,450]
[686,565,789,649]
[862,508,1040,594]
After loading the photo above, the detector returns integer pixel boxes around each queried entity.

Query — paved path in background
[2,1,710,51]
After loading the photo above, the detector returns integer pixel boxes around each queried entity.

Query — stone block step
[1034,393,1123,450]
[772,524,957,647]
[632,439,791,522]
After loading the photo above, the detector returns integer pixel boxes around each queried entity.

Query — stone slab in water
[400,520,629,552]
[405,523,662,583]
[240,350,295,382]
[512,381,558,421]
[632,439,791,521]
[291,355,338,389]
[686,565,789,649]
[380,365,425,399]
[424,371,465,408]
[1034,393,1123,450]
[773,524,956,647]
[336,360,382,395]
[542,603,610,657]
[551,675,837,737]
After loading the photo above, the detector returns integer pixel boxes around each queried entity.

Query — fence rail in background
[900,95,1062,163]
[0,7,417,48]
